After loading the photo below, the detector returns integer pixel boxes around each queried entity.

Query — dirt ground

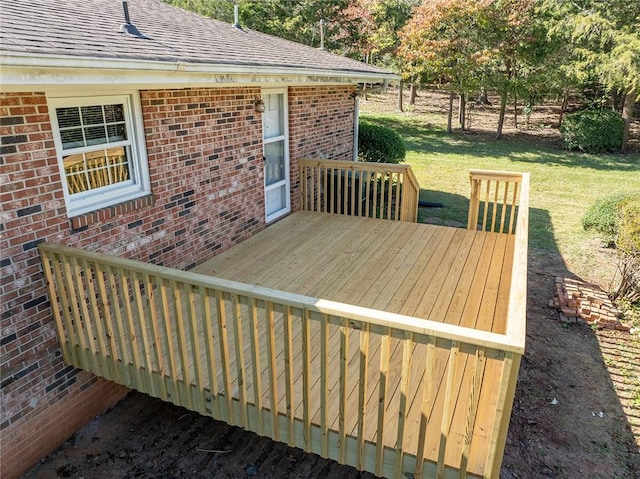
[23,90,640,479]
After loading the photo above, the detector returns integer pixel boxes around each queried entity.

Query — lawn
[360,112,640,285]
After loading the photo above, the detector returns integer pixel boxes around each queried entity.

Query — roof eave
[0,51,399,88]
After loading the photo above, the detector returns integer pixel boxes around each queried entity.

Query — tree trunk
[409,83,418,105]
[478,87,490,105]
[621,87,636,153]
[459,93,466,130]
[513,92,518,129]
[495,89,508,140]
[558,89,569,127]
[447,92,454,133]
[397,81,404,113]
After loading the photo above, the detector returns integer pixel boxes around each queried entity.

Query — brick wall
[288,85,356,210]
[0,84,355,478]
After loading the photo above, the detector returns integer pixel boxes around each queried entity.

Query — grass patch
[360,113,640,282]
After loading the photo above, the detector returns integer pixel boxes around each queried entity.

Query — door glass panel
[266,185,286,217]
[263,94,283,139]
[264,141,285,186]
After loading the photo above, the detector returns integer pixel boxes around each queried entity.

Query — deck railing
[298,159,420,222]
[39,170,529,479]
[467,170,528,235]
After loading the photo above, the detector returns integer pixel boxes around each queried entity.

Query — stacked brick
[550,277,631,332]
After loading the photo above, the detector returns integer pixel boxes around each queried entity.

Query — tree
[542,0,640,152]
[162,0,351,50]
[398,0,491,132]
[481,0,555,139]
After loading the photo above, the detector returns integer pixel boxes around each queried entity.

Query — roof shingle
[0,0,393,78]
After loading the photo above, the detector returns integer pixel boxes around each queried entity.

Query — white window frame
[49,93,150,218]
[262,88,291,223]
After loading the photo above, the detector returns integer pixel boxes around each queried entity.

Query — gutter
[0,51,400,86]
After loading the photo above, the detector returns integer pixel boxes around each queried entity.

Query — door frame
[262,88,291,223]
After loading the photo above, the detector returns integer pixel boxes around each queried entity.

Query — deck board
[194,212,512,334]
[189,211,514,476]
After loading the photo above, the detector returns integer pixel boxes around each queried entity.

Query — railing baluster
[144,273,168,401]
[509,182,519,234]
[437,340,460,478]
[338,316,349,464]
[266,301,279,441]
[414,335,437,477]
[121,268,145,389]
[357,322,370,470]
[302,309,312,452]
[491,181,500,232]
[394,331,412,478]
[375,331,390,476]
[249,298,264,434]
[232,293,248,428]
[216,290,234,424]
[283,305,296,446]
[202,287,221,419]
[500,182,509,233]
[131,270,154,395]
[158,277,179,403]
[171,280,192,408]
[394,172,402,221]
[320,313,329,457]
[187,285,206,414]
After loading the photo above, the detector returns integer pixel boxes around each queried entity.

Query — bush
[618,198,640,255]
[613,197,640,302]
[560,109,624,153]
[583,192,639,245]
[358,122,406,164]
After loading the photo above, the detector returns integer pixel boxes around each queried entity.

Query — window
[49,94,150,217]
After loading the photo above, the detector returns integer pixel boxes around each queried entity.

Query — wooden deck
[188,212,515,475]
[194,211,514,334]
[39,168,529,479]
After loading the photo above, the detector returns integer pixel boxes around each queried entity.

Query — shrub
[613,197,640,302]
[582,192,639,245]
[358,122,406,164]
[560,109,624,153]
[618,198,640,255]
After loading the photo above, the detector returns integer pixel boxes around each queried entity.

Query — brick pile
[550,277,631,332]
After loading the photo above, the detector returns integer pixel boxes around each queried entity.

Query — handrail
[298,158,419,222]
[39,241,521,478]
[39,243,521,353]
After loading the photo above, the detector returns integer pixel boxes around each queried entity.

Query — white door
[263,89,290,222]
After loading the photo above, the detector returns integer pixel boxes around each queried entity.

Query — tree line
[163,0,639,152]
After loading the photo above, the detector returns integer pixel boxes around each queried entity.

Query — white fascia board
[0,51,399,89]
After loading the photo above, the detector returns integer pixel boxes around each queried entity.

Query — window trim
[49,92,150,218]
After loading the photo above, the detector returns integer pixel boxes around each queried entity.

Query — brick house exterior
[1,1,395,477]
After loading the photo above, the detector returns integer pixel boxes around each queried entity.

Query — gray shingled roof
[0,0,394,79]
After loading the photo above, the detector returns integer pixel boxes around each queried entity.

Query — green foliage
[560,109,624,153]
[582,192,639,244]
[358,122,406,164]
[618,197,640,255]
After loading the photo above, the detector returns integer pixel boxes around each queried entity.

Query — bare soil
[24,90,640,479]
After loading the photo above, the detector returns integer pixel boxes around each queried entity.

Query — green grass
[361,113,640,282]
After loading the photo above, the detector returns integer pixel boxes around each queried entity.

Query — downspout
[353,92,359,161]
